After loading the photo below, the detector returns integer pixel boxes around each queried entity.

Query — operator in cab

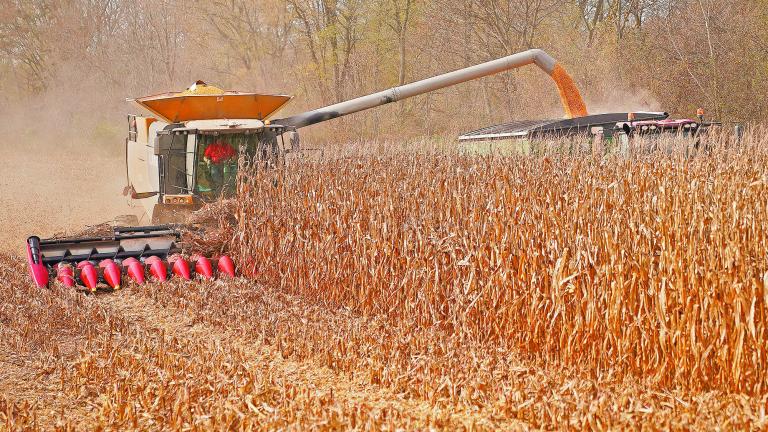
[196,140,238,198]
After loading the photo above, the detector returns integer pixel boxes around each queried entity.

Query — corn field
[3,131,768,429]
[233,129,768,395]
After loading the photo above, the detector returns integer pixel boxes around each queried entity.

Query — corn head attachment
[26,225,235,291]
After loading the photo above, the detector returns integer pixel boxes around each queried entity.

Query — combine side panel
[458,112,670,142]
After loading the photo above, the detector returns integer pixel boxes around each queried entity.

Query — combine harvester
[26,49,704,290]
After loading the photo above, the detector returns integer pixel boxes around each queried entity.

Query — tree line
[1,0,766,141]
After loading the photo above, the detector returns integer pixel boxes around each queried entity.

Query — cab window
[195,135,240,199]
[195,132,279,200]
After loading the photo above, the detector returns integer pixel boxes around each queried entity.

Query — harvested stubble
[2,255,485,430]
[231,130,768,395]
[3,252,765,430]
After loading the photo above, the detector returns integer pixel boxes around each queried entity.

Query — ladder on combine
[26,225,235,292]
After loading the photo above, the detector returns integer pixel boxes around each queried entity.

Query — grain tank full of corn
[125,49,590,224]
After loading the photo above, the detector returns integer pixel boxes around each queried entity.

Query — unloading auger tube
[276,49,588,129]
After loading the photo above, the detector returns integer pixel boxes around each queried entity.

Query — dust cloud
[0,91,144,256]
[585,87,663,116]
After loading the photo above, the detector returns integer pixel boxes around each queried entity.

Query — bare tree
[577,0,668,43]
[196,0,293,88]
[379,0,416,85]
[0,0,56,92]
[287,0,364,103]
[461,0,565,53]
[2,0,768,138]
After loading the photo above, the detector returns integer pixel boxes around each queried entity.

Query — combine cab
[125,82,296,223]
[26,226,235,291]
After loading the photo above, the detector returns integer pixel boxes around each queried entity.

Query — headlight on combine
[164,195,194,205]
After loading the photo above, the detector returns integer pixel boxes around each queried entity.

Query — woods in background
[1,0,767,143]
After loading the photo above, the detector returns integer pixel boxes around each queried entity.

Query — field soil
[0,147,143,255]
